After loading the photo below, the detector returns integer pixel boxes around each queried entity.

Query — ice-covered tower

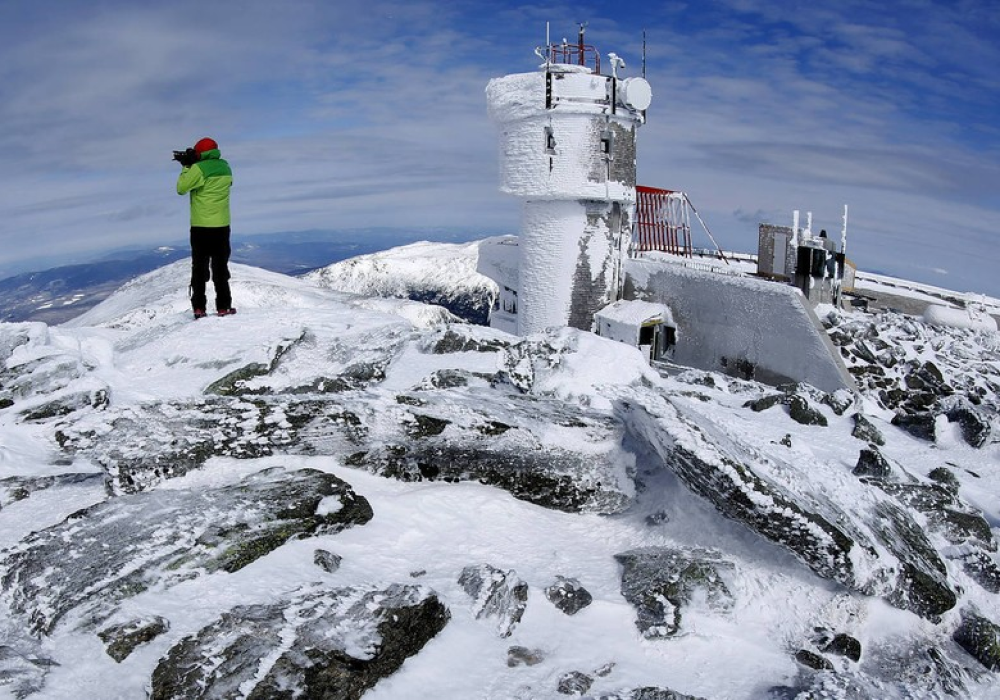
[483,27,652,335]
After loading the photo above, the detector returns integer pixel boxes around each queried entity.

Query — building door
[772,232,789,276]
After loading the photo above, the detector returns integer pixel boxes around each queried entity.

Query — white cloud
[0,0,997,297]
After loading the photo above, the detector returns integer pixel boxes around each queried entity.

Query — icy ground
[1,258,999,699]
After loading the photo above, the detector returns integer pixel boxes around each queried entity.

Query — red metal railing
[634,185,693,256]
[547,42,601,74]
[546,24,602,73]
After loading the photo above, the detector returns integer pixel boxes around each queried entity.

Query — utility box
[757,224,796,281]
[759,220,849,306]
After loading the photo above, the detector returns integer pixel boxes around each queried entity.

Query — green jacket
[176,149,232,227]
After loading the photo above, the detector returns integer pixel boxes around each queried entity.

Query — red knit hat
[194,137,218,153]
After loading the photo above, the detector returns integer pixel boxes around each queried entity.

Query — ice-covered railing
[633,187,729,264]
[634,186,692,257]
[670,259,746,277]
[537,24,602,74]
[546,40,601,73]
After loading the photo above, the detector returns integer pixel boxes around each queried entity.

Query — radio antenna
[642,29,647,78]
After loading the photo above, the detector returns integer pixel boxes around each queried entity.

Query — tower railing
[634,186,693,257]
[547,41,601,74]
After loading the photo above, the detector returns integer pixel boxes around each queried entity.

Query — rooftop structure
[479,28,855,393]
[481,25,651,336]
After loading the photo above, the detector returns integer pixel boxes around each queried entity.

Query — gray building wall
[623,258,855,393]
[757,224,796,280]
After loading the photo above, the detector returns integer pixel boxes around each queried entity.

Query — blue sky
[1,0,998,297]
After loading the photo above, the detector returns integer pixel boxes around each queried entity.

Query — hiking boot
[193,309,207,319]
[217,308,237,317]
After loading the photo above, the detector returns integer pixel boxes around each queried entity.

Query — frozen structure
[924,301,998,333]
[595,299,675,360]
[479,26,651,336]
[479,30,854,394]
[622,204,856,392]
[622,259,853,392]
[757,207,856,306]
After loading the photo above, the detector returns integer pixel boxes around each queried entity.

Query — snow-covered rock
[544,576,593,616]
[825,308,1000,448]
[150,583,448,700]
[1,255,1000,699]
[618,387,969,620]
[458,564,528,638]
[0,467,372,636]
[615,546,735,638]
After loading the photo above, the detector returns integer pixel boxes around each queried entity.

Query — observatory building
[478,28,855,394]
[481,27,651,336]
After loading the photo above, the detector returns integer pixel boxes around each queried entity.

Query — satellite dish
[621,77,652,111]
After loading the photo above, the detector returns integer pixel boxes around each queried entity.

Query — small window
[544,126,556,154]
[502,287,518,314]
[638,325,654,346]
[600,129,614,158]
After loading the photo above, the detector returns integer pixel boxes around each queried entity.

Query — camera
[172,148,199,167]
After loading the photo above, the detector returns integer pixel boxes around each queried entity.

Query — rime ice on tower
[482,27,652,336]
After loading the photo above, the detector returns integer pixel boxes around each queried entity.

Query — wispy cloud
[0,0,997,296]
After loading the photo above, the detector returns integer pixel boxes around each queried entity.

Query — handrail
[633,186,728,263]
[634,186,692,257]
[547,42,601,74]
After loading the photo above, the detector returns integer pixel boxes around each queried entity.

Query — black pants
[190,226,232,311]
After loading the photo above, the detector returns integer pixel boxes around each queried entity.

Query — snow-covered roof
[595,299,671,326]
[474,235,519,290]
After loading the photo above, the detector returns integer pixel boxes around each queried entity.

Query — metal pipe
[841,204,849,257]
[684,194,729,264]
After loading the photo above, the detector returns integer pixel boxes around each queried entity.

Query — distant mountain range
[306,239,501,326]
[0,229,487,325]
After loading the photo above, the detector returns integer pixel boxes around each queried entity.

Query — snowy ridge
[305,239,491,296]
[854,270,1000,314]
[0,249,999,699]
[305,239,498,324]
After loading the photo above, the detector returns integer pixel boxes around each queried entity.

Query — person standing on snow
[175,137,235,319]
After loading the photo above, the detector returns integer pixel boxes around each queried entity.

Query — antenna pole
[841,204,849,256]
[642,29,646,78]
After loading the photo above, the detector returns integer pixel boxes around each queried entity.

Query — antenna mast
[642,29,646,78]
[841,204,849,257]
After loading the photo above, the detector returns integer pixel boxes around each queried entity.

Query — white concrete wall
[625,258,854,393]
[518,200,589,334]
[485,65,646,336]
[486,70,635,202]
